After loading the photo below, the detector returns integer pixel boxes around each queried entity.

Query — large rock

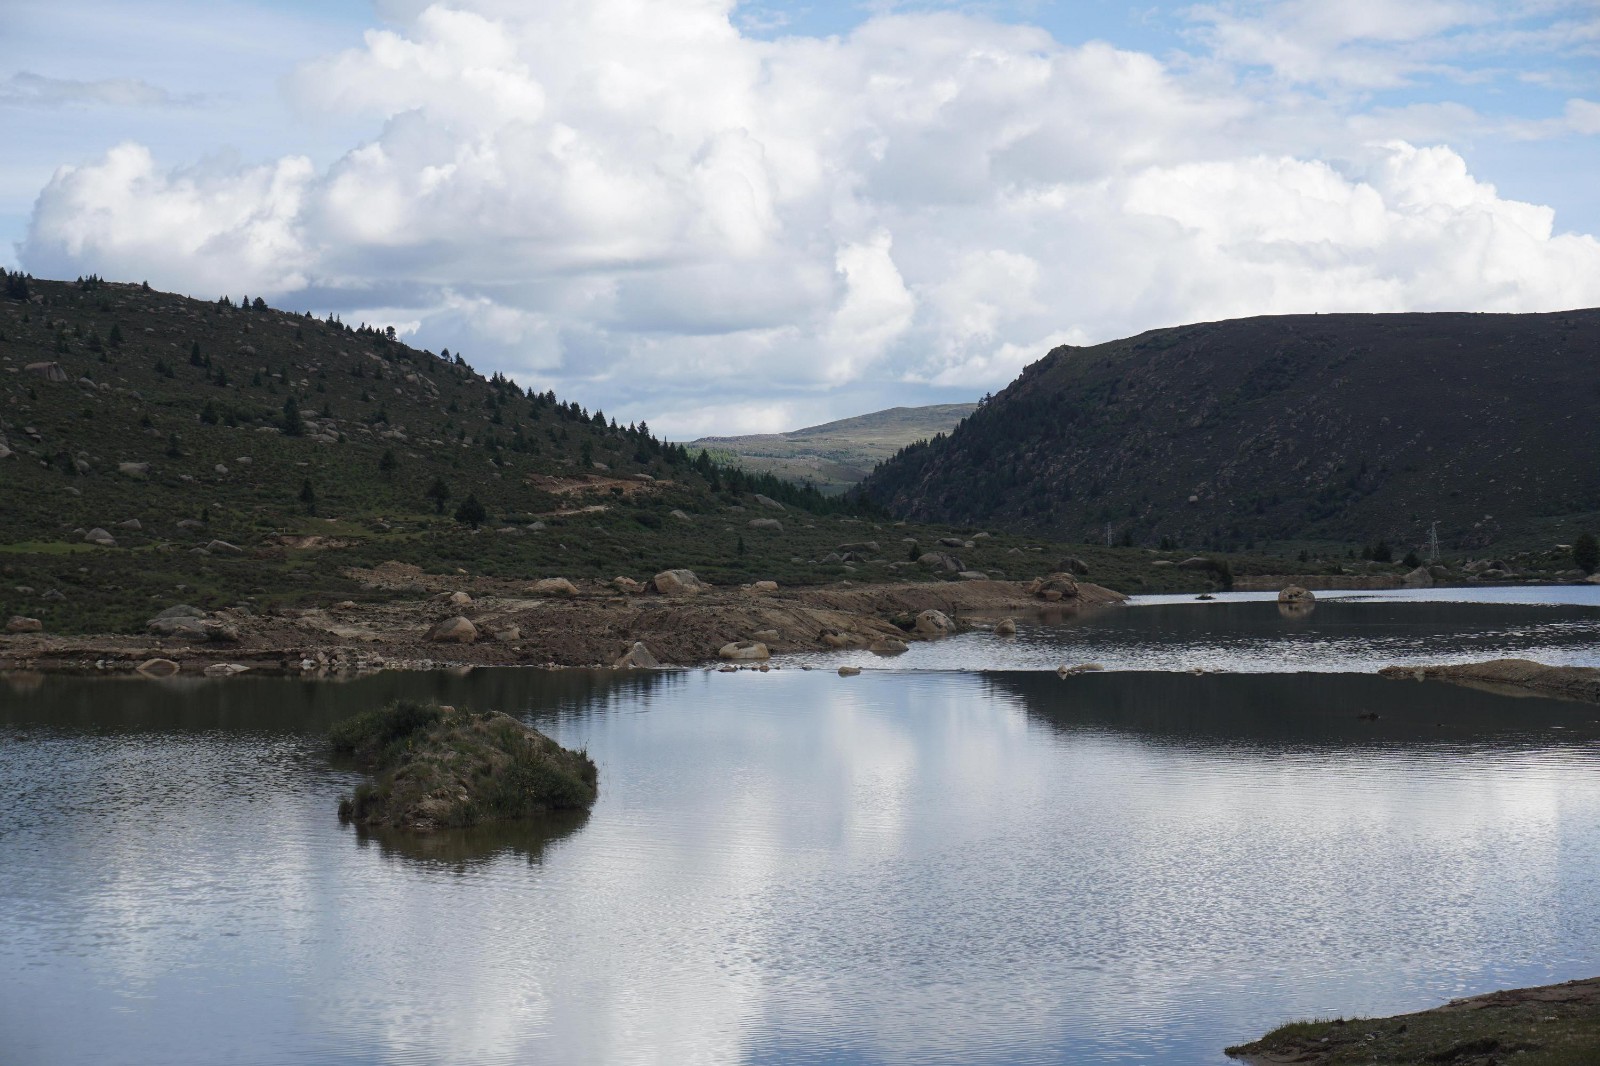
[914,609,955,636]
[870,637,909,655]
[118,462,150,479]
[749,580,779,594]
[995,618,1018,636]
[916,552,963,573]
[748,518,783,531]
[610,576,645,594]
[613,641,661,669]
[83,528,116,547]
[1178,557,1213,570]
[1277,585,1315,604]
[653,569,706,595]
[1403,566,1433,588]
[5,616,43,634]
[1059,557,1090,576]
[117,519,142,531]
[1025,573,1079,599]
[838,541,881,554]
[442,590,474,607]
[136,658,181,678]
[670,509,692,522]
[25,361,68,382]
[428,616,479,643]
[719,640,771,660]
[203,663,251,678]
[205,540,243,554]
[753,494,785,511]
[532,577,579,598]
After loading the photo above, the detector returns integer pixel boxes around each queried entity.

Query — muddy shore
[0,567,1124,677]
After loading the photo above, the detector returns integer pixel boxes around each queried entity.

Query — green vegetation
[333,700,598,830]
[1225,977,1600,1065]
[859,309,1600,554]
[1575,532,1598,575]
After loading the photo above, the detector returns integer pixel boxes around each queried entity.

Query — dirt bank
[0,573,1123,677]
[1380,658,1600,704]
[1226,975,1600,1065]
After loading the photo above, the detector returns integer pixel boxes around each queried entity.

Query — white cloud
[18,0,1600,436]
[0,72,201,109]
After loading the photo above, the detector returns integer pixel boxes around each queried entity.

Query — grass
[333,700,598,831]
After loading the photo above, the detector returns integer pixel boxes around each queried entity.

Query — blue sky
[5,1,1598,435]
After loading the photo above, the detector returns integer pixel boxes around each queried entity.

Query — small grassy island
[1225,977,1600,1065]
[332,700,597,831]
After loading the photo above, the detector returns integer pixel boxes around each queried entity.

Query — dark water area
[4,661,1600,1065]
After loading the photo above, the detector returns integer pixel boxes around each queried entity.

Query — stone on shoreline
[6,616,43,634]
[614,641,661,669]
[428,616,478,643]
[719,640,770,661]
[136,658,181,678]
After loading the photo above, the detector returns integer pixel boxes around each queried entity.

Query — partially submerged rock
[613,641,660,669]
[1380,658,1600,704]
[1278,585,1315,604]
[332,701,597,831]
[913,609,955,636]
[995,618,1017,636]
[719,640,770,661]
[136,657,181,678]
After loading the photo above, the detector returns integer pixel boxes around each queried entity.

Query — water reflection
[353,810,591,868]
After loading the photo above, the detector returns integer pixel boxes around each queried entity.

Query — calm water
[791,585,1600,672]
[5,617,1600,1065]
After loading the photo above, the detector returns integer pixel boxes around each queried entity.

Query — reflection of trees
[351,808,591,868]
[983,670,1598,751]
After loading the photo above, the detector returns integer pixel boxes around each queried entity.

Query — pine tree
[426,478,451,515]
[299,479,316,516]
[378,449,397,476]
[281,395,304,436]
[454,494,486,528]
[1575,533,1599,575]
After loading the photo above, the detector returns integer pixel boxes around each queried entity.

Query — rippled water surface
[788,585,1600,672]
[5,645,1600,1064]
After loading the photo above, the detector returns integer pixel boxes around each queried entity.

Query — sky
[5,0,1599,438]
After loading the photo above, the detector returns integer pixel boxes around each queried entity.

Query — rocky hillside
[690,403,976,493]
[858,309,1600,552]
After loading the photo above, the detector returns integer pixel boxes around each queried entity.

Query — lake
[4,589,1600,1065]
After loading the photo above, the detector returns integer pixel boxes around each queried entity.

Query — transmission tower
[1427,521,1440,564]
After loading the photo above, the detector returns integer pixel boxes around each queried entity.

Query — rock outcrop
[1380,658,1600,704]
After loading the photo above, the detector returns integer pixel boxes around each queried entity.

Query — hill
[690,403,976,493]
[857,309,1600,554]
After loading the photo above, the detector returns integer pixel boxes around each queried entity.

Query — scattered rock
[532,577,579,598]
[176,518,204,530]
[719,640,770,661]
[1178,556,1213,570]
[916,552,963,573]
[203,664,250,678]
[653,569,706,595]
[957,571,988,580]
[5,616,43,634]
[83,527,116,547]
[914,609,955,636]
[748,518,783,531]
[428,616,479,643]
[838,541,881,554]
[937,537,966,548]
[136,658,181,678]
[995,618,1017,636]
[117,519,142,531]
[1059,557,1090,576]
[614,641,661,669]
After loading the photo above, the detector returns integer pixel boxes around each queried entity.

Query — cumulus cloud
[19,0,1600,434]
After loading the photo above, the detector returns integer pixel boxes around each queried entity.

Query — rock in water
[995,618,1017,636]
[1277,585,1315,604]
[613,641,661,669]
[838,665,862,676]
[870,637,909,655]
[332,701,597,831]
[136,658,181,678]
[203,664,251,678]
[914,609,955,636]
[429,616,479,643]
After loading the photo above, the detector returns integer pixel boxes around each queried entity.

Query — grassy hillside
[690,403,976,493]
[858,310,1600,555]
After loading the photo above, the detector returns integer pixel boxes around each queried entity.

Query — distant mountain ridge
[857,309,1600,551]
[690,403,977,494]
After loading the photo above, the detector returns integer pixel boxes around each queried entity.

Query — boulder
[613,641,661,669]
[753,494,785,511]
[1178,557,1213,570]
[429,616,479,643]
[532,577,579,598]
[203,664,251,678]
[1278,585,1315,604]
[176,518,204,531]
[916,552,963,573]
[25,361,68,382]
[118,462,150,479]
[610,576,645,594]
[750,580,779,593]
[914,609,955,636]
[838,541,881,554]
[957,571,988,580]
[1025,573,1079,599]
[822,632,851,648]
[870,637,909,656]
[491,625,521,642]
[1403,566,1432,588]
[670,509,692,522]
[752,629,781,643]
[719,640,770,661]
[83,528,116,547]
[938,537,966,548]
[653,569,706,595]
[838,665,862,676]
[1428,565,1450,580]
[995,618,1017,637]
[444,590,474,607]
[1059,557,1090,576]
[136,658,181,678]
[117,519,142,531]
[205,540,243,554]
[5,616,43,634]
[748,518,783,531]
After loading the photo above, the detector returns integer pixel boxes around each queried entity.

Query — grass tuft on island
[1225,976,1600,1065]
[332,700,597,831]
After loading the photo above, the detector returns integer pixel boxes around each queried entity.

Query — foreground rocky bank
[0,568,1124,677]
[1226,976,1600,1065]
[333,700,597,831]
[1381,658,1600,704]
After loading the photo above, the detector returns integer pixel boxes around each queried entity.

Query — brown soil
[0,575,1123,677]
[1380,658,1600,704]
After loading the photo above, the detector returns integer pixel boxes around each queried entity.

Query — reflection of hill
[0,668,683,735]
[984,670,1600,750]
[352,809,591,868]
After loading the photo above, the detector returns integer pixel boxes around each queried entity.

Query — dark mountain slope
[858,310,1600,551]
